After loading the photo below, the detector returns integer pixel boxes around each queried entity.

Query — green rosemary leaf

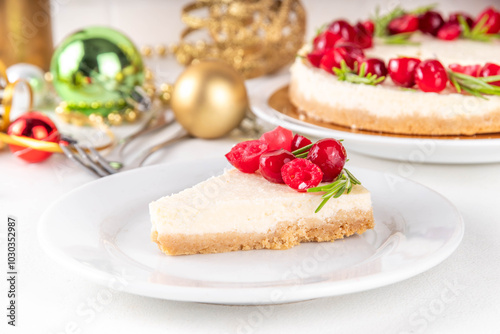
[315,23,328,37]
[461,85,487,99]
[314,198,329,213]
[344,168,361,184]
[381,33,420,45]
[450,75,461,93]
[333,183,347,198]
[461,14,492,42]
[481,75,500,83]
[291,143,313,156]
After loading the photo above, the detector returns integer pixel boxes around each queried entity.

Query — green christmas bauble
[50,26,144,116]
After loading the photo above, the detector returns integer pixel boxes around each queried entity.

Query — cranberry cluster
[388,7,500,40]
[306,6,500,93]
[225,127,347,192]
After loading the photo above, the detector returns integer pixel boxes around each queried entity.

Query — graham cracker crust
[289,78,500,136]
[151,209,374,255]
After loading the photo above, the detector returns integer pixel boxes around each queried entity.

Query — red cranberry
[307,50,325,68]
[225,140,270,173]
[320,44,364,72]
[361,20,375,35]
[475,7,500,34]
[388,57,422,87]
[479,63,500,86]
[448,12,474,28]
[259,149,295,184]
[388,14,419,35]
[418,11,445,35]
[281,159,323,192]
[437,22,461,40]
[414,60,448,93]
[259,126,294,151]
[448,64,482,77]
[313,30,340,52]
[306,138,347,182]
[327,20,357,43]
[354,22,373,49]
[291,134,312,151]
[359,58,388,83]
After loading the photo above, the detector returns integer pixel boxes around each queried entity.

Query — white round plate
[251,76,500,164]
[39,157,464,305]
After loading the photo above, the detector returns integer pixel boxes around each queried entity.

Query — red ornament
[7,111,60,163]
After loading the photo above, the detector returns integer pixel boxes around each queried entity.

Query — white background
[2,0,500,333]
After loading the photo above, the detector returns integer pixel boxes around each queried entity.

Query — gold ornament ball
[171,61,249,139]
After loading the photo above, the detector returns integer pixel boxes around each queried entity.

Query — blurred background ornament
[50,26,150,125]
[0,0,54,71]
[175,0,306,79]
[171,61,248,139]
[7,111,60,163]
[7,63,49,108]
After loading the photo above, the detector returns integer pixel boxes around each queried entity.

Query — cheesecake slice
[150,169,374,255]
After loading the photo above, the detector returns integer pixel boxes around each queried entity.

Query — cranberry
[414,60,448,93]
[448,64,482,77]
[307,50,325,68]
[259,126,294,151]
[327,20,357,43]
[320,49,338,74]
[306,138,347,182]
[475,7,500,34]
[437,22,461,40]
[479,63,500,86]
[448,12,474,28]
[291,134,312,152]
[359,58,388,83]
[388,57,421,87]
[418,11,445,35]
[313,30,340,52]
[354,22,373,49]
[259,149,295,184]
[388,14,419,35]
[361,20,375,35]
[225,140,270,173]
[320,44,364,73]
[281,159,323,192]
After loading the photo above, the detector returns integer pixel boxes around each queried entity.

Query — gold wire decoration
[176,0,306,79]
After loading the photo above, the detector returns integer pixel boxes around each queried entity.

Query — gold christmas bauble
[171,61,248,139]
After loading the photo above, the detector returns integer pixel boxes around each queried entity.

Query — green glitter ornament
[50,26,146,116]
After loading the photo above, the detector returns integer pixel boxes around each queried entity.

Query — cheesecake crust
[151,209,374,256]
[289,76,500,136]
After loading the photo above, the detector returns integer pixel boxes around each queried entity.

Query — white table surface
[2,70,500,334]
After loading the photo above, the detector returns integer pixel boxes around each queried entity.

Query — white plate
[39,157,464,305]
[251,76,500,164]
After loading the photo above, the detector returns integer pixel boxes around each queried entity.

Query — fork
[61,127,189,177]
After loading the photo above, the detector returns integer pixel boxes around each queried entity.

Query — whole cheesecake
[150,169,374,255]
[290,8,500,136]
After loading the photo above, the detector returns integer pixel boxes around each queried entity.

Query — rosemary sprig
[448,71,500,99]
[292,143,313,158]
[372,5,405,37]
[307,168,362,213]
[333,61,385,85]
[380,32,420,45]
[459,15,491,42]
[315,23,328,37]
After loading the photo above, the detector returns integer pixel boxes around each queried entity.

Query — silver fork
[61,127,189,177]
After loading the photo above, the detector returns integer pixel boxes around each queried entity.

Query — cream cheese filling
[150,169,372,235]
[291,48,500,119]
